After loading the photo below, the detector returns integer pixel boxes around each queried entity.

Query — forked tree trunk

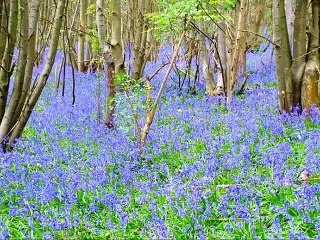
[8,0,66,144]
[0,0,18,122]
[0,0,29,142]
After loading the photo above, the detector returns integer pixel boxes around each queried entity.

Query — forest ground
[0,46,319,239]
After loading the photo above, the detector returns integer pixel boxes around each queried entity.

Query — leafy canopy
[149,0,237,38]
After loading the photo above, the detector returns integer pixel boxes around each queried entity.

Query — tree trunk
[247,0,265,49]
[201,36,215,96]
[215,21,227,95]
[301,0,319,109]
[230,0,247,92]
[0,0,18,122]
[140,26,189,148]
[13,0,40,125]
[78,0,88,72]
[132,0,150,81]
[0,0,9,61]
[272,0,293,111]
[104,0,124,127]
[0,0,29,142]
[285,0,295,52]
[291,0,307,106]
[96,0,106,48]
[9,0,66,144]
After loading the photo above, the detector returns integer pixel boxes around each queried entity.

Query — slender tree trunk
[247,0,265,49]
[0,0,29,142]
[13,0,40,125]
[78,0,88,72]
[96,0,106,48]
[0,0,3,31]
[140,26,189,148]
[132,0,150,81]
[291,0,307,106]
[201,36,215,96]
[86,0,94,70]
[273,0,293,111]
[285,0,295,52]
[216,21,227,95]
[67,0,79,70]
[37,0,52,66]
[0,0,18,122]
[230,0,247,93]
[104,0,124,128]
[0,0,8,61]
[301,0,320,109]
[9,0,66,144]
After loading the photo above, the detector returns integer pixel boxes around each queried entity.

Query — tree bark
[230,0,247,93]
[0,0,18,122]
[301,0,320,109]
[13,0,40,125]
[132,0,150,81]
[0,0,8,61]
[78,0,88,72]
[104,0,125,127]
[96,0,106,48]
[9,0,66,143]
[291,0,307,106]
[0,0,29,142]
[273,0,293,111]
[201,36,215,96]
[285,0,295,52]
[216,21,227,95]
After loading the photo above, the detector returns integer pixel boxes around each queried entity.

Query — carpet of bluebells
[0,46,320,239]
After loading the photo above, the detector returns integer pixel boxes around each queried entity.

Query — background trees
[0,0,319,148]
[273,0,320,111]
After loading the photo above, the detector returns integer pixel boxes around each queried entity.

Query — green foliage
[149,0,237,38]
[85,4,100,53]
[86,27,100,53]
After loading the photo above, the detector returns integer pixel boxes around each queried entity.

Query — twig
[148,61,170,81]
[241,30,279,47]
[124,90,141,134]
[291,46,320,61]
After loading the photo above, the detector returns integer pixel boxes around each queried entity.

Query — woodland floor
[0,46,319,239]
